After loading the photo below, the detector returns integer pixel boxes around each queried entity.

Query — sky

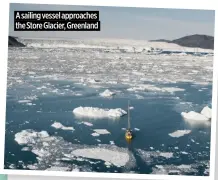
[9,3,215,40]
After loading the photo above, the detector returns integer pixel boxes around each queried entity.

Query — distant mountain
[8,36,25,47]
[150,34,214,50]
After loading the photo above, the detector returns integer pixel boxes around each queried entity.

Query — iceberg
[200,106,212,119]
[181,106,212,122]
[181,111,209,121]
[73,107,127,118]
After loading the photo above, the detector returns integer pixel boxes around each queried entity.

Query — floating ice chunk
[200,106,212,119]
[129,106,134,110]
[134,128,140,131]
[181,111,209,121]
[136,149,174,165]
[169,130,191,138]
[110,141,115,145]
[73,107,127,118]
[105,161,112,166]
[21,147,30,151]
[93,129,111,135]
[82,121,93,126]
[88,79,100,83]
[91,133,100,137]
[181,151,188,155]
[71,147,129,167]
[128,84,184,93]
[51,122,74,131]
[18,100,32,103]
[9,164,16,169]
[15,129,49,145]
[26,103,36,106]
[135,94,144,99]
[27,164,38,170]
[46,166,71,171]
[151,164,198,175]
[159,152,173,158]
[99,89,115,97]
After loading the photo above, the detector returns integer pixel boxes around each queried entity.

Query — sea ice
[200,106,212,119]
[134,128,140,131]
[71,147,129,167]
[51,122,74,131]
[46,166,71,171]
[181,106,212,122]
[93,129,111,135]
[110,141,115,145]
[15,129,49,145]
[136,149,174,165]
[91,133,100,137]
[18,100,32,103]
[99,89,115,97]
[181,111,209,121]
[82,121,93,126]
[73,107,127,118]
[14,129,136,170]
[168,130,191,138]
[151,164,199,175]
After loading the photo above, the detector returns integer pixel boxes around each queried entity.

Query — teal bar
[0,175,7,180]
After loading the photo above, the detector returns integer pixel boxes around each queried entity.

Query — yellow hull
[125,135,132,140]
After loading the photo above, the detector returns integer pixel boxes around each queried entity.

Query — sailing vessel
[125,100,133,140]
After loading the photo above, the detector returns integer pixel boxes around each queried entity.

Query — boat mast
[128,100,131,129]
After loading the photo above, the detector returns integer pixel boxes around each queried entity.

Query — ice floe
[127,84,185,93]
[99,89,116,97]
[93,129,111,135]
[14,129,136,170]
[51,122,75,131]
[82,121,93,126]
[134,128,140,131]
[168,130,191,138]
[71,147,129,167]
[136,149,174,165]
[181,111,209,121]
[201,106,212,119]
[181,106,212,122]
[73,107,127,118]
[91,133,100,137]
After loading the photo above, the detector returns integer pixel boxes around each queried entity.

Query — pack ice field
[5,38,213,175]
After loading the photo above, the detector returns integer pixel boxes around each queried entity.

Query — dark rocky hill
[150,34,214,50]
[8,36,25,47]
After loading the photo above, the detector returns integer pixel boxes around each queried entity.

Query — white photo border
[0,1,217,180]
